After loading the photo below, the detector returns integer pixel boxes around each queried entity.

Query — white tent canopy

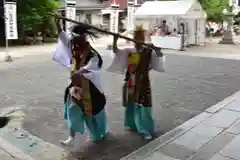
[135,0,205,19]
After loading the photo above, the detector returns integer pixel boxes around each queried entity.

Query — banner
[127,2,134,30]
[110,6,119,33]
[65,1,76,32]
[4,1,18,40]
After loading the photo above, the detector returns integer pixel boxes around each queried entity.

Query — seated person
[171,28,178,36]
[160,20,169,36]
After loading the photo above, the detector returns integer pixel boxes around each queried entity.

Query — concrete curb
[0,128,69,160]
[205,92,238,113]
[0,43,109,62]
[0,137,36,160]
[120,90,240,160]
[0,107,69,160]
[163,50,240,60]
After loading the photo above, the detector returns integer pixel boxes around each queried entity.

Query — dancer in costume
[53,19,107,145]
[107,24,164,140]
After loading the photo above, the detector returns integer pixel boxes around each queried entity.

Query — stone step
[0,107,70,160]
[121,91,240,160]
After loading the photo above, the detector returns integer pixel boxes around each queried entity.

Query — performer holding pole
[107,24,165,140]
[53,18,107,145]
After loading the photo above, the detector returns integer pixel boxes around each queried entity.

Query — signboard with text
[127,3,134,30]
[4,1,18,40]
[65,1,76,32]
[110,10,119,33]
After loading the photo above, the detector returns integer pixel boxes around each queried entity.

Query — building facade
[58,0,149,31]
[59,0,108,27]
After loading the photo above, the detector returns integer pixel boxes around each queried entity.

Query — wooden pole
[49,13,163,55]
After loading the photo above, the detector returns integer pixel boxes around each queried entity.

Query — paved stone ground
[0,149,17,160]
[153,36,240,60]
[121,91,240,160]
[1,36,240,61]
[1,47,240,159]
[0,36,110,62]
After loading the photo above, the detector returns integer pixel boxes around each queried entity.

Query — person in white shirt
[171,28,178,36]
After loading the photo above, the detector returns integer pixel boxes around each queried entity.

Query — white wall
[197,18,205,45]
[76,10,102,25]
[185,18,205,45]
[91,10,102,25]
[187,19,196,45]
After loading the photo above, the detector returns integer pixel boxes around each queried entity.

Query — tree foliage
[159,0,228,22]
[198,0,228,22]
[17,0,61,36]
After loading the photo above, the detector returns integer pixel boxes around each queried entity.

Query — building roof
[76,0,106,8]
[59,0,151,10]
[59,0,108,10]
[106,0,151,9]
[108,0,127,9]
[135,0,205,19]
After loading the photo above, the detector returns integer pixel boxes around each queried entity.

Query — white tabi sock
[60,136,75,146]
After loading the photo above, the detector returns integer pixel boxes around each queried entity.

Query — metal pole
[180,23,185,51]
[3,0,12,62]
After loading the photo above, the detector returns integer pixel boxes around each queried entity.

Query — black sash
[64,81,106,115]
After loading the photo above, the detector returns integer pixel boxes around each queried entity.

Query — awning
[135,0,205,19]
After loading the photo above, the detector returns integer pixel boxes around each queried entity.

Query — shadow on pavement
[65,132,153,160]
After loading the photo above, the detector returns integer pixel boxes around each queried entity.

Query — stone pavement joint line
[121,90,240,160]
[0,38,109,62]
[0,108,69,160]
[0,137,35,160]
[1,84,240,160]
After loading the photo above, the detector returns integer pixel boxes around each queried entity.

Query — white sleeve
[59,31,71,46]
[150,50,165,72]
[80,56,104,93]
[52,31,72,68]
[82,56,100,72]
[106,48,130,74]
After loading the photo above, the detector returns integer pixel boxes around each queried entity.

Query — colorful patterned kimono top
[68,49,106,116]
[107,45,165,107]
[123,47,153,107]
